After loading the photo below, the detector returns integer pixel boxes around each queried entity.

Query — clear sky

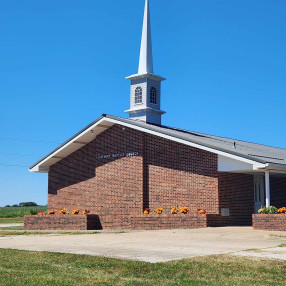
[1,0,286,206]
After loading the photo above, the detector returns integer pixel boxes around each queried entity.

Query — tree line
[4,202,38,207]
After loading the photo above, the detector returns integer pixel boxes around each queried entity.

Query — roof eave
[30,114,274,174]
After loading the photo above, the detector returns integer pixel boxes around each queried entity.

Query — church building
[29,0,286,230]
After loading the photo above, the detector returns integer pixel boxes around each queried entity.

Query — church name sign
[97,152,139,160]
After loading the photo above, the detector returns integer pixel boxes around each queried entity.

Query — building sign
[97,152,139,160]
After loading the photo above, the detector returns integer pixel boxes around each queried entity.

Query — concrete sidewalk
[0,224,23,228]
[0,227,286,263]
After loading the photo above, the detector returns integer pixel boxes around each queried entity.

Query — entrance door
[254,176,265,213]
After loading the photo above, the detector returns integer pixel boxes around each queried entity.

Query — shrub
[258,206,278,214]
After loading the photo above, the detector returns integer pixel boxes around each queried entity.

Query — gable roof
[108,115,286,165]
[29,114,286,172]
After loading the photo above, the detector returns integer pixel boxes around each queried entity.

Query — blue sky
[1,0,286,206]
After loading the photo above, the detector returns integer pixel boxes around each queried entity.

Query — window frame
[150,87,157,104]
[135,86,143,105]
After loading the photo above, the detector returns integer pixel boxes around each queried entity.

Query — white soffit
[30,118,114,173]
[218,155,255,172]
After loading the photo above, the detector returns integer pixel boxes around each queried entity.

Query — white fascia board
[256,163,286,173]
[105,118,266,168]
[29,117,109,173]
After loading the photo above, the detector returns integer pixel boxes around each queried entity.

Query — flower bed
[252,214,286,231]
[24,214,102,230]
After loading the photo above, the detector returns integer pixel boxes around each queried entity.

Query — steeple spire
[125,0,166,125]
[138,0,153,74]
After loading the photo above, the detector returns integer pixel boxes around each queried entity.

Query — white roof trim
[30,117,109,172]
[105,118,266,169]
[30,117,266,173]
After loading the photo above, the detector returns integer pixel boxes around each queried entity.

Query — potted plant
[171,206,179,214]
[72,209,81,215]
[197,209,207,215]
[143,208,150,214]
[154,208,163,214]
[180,207,190,214]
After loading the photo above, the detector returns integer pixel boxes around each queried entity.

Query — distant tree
[12,204,19,207]
[19,202,38,207]
[5,205,11,207]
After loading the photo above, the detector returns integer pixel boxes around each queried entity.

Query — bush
[259,206,278,214]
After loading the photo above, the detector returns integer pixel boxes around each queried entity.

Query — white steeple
[125,0,166,125]
[138,0,153,74]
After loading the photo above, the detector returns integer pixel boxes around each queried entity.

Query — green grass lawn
[0,226,24,230]
[0,249,285,286]
[0,217,24,224]
[0,206,47,218]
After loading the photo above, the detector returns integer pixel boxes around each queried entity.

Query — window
[150,87,157,104]
[135,87,143,104]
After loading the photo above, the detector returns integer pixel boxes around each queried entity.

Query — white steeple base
[125,107,165,125]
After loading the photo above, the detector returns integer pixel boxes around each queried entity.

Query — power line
[0,163,29,168]
[0,136,59,144]
[0,152,40,157]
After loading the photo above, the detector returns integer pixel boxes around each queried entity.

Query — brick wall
[48,125,144,229]
[24,215,101,230]
[253,214,286,231]
[145,134,219,214]
[45,124,219,230]
[270,177,286,208]
[216,173,254,226]
[130,214,208,230]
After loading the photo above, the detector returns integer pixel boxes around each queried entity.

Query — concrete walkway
[0,224,23,228]
[0,227,286,263]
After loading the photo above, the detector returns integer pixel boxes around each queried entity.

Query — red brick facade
[252,214,286,231]
[216,173,254,226]
[30,124,285,230]
[270,177,286,208]
[48,125,144,229]
[24,215,101,230]
[129,214,208,230]
[144,133,219,214]
[47,124,219,229]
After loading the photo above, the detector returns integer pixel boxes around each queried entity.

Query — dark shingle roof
[30,114,286,170]
[105,114,286,165]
